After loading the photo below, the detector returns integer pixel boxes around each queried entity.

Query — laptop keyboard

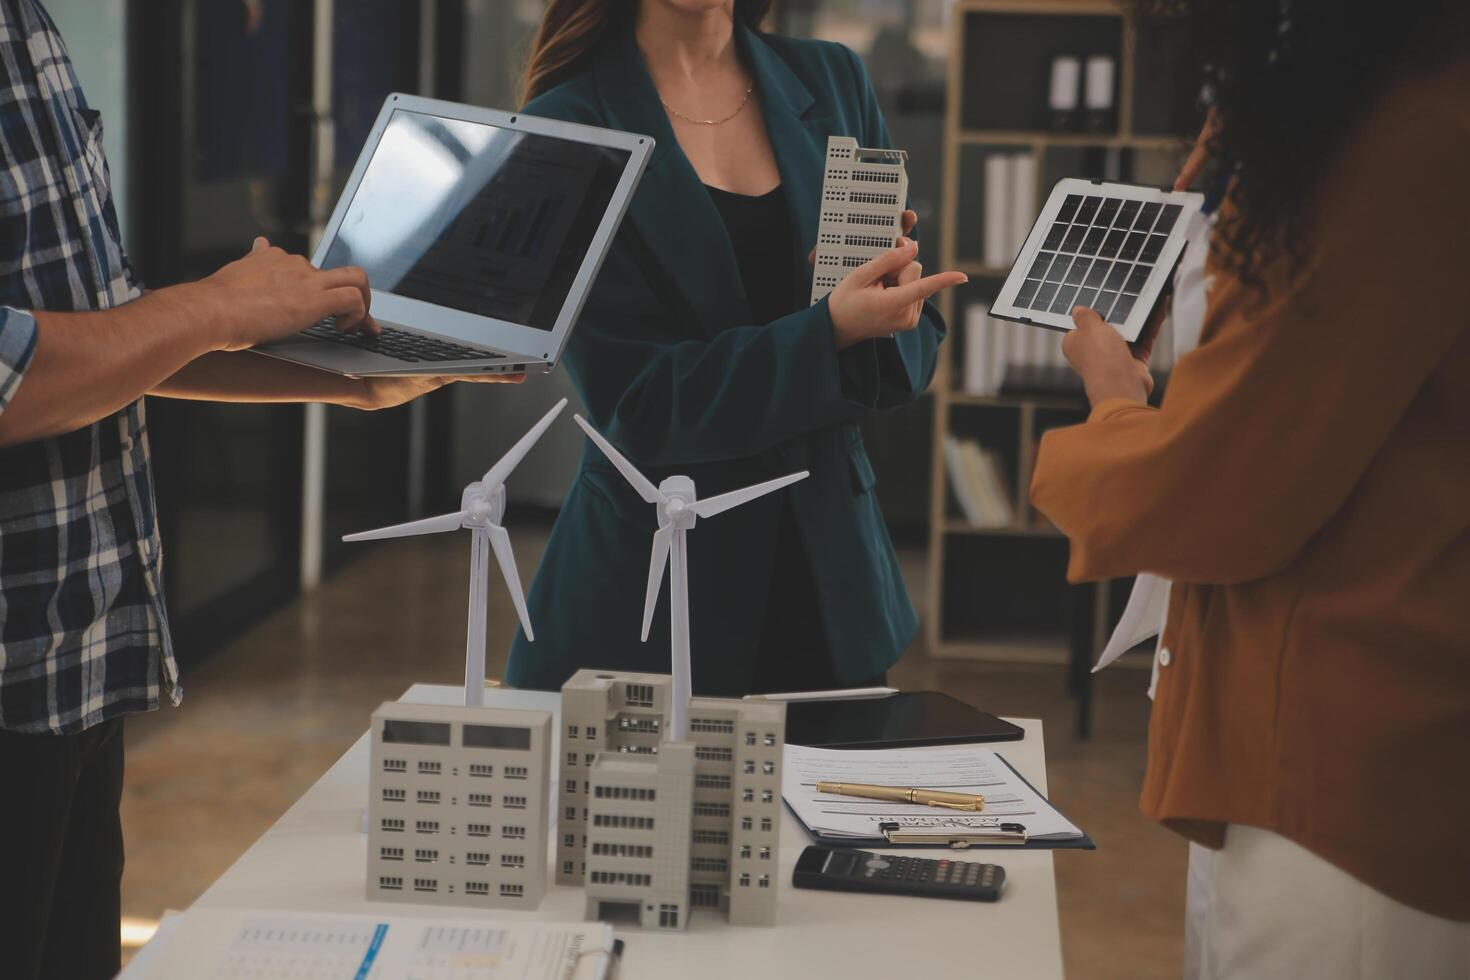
[301,319,505,364]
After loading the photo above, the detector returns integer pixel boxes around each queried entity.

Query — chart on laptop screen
[991,179,1203,342]
[321,110,632,331]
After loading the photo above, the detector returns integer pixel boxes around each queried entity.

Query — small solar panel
[990,178,1204,342]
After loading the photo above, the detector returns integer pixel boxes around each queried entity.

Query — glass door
[129,0,317,663]
[128,1,439,662]
[320,0,433,573]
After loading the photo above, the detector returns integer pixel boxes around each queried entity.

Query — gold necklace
[660,82,755,126]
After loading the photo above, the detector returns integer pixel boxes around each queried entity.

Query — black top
[705,183,799,326]
[705,183,879,693]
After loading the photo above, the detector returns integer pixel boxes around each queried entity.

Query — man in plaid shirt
[0,3,517,975]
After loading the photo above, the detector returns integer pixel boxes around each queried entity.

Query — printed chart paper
[132,909,616,980]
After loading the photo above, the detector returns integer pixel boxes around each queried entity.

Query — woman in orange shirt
[1031,3,1470,977]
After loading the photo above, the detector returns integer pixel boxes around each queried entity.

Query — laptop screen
[320,109,632,332]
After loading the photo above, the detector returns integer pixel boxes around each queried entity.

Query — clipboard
[877,821,1031,847]
[788,754,1096,851]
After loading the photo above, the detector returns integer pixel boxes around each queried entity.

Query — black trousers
[0,717,125,980]
[749,503,887,695]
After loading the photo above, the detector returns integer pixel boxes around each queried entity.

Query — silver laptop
[256,93,654,377]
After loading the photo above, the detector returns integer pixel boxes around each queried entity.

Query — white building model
[366,702,552,909]
[354,413,797,929]
[558,670,786,930]
[810,134,909,306]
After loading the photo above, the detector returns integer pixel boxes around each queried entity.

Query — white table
[150,684,1064,978]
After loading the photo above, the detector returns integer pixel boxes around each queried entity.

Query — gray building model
[810,134,910,306]
[558,669,786,929]
[366,702,552,909]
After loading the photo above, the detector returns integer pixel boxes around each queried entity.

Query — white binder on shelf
[983,153,1012,268]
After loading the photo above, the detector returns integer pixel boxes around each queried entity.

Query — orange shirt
[1030,63,1470,921]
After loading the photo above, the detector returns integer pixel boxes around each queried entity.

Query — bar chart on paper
[137,910,616,980]
[211,918,384,979]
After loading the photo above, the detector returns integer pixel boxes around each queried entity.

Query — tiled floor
[120,527,1185,978]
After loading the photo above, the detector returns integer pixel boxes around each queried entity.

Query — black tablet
[783,691,1023,749]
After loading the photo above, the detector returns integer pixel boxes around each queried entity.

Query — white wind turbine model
[343,399,567,707]
[573,415,809,740]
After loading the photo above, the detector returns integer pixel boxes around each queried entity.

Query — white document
[131,909,616,980]
[782,743,1085,842]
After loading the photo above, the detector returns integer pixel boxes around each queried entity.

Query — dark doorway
[596,901,643,927]
[127,1,460,663]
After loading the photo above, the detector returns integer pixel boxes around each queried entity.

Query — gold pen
[815,781,985,812]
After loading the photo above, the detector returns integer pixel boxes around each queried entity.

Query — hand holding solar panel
[990,179,1204,342]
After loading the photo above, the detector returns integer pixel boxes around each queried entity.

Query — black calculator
[792,845,1005,902]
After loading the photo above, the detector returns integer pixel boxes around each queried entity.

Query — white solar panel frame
[990,178,1204,342]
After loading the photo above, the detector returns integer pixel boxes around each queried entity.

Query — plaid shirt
[0,0,178,734]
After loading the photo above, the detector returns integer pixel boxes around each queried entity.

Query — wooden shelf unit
[926,0,1197,687]
[954,131,1184,150]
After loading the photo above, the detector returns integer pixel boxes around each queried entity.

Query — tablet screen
[784,692,1023,749]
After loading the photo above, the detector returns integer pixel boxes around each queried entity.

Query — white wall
[45,0,130,241]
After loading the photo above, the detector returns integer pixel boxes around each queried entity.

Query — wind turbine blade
[691,470,810,519]
[342,511,463,542]
[487,523,535,643]
[641,525,673,642]
[573,415,664,504]
[482,398,568,490]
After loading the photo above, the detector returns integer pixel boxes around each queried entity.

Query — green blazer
[505,23,946,695]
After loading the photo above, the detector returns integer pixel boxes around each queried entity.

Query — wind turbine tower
[572,416,808,739]
[344,399,567,707]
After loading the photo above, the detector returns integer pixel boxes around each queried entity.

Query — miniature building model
[559,670,786,928]
[810,134,910,306]
[367,702,551,909]
[583,744,695,930]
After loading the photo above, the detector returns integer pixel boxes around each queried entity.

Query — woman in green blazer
[506,0,964,696]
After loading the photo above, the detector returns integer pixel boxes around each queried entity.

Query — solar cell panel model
[810,135,910,307]
[990,178,1204,342]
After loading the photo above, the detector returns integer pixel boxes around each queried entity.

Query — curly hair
[1157,0,1469,290]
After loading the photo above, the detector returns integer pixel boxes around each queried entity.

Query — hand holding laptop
[199,237,379,352]
[193,236,526,407]
[355,368,525,411]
